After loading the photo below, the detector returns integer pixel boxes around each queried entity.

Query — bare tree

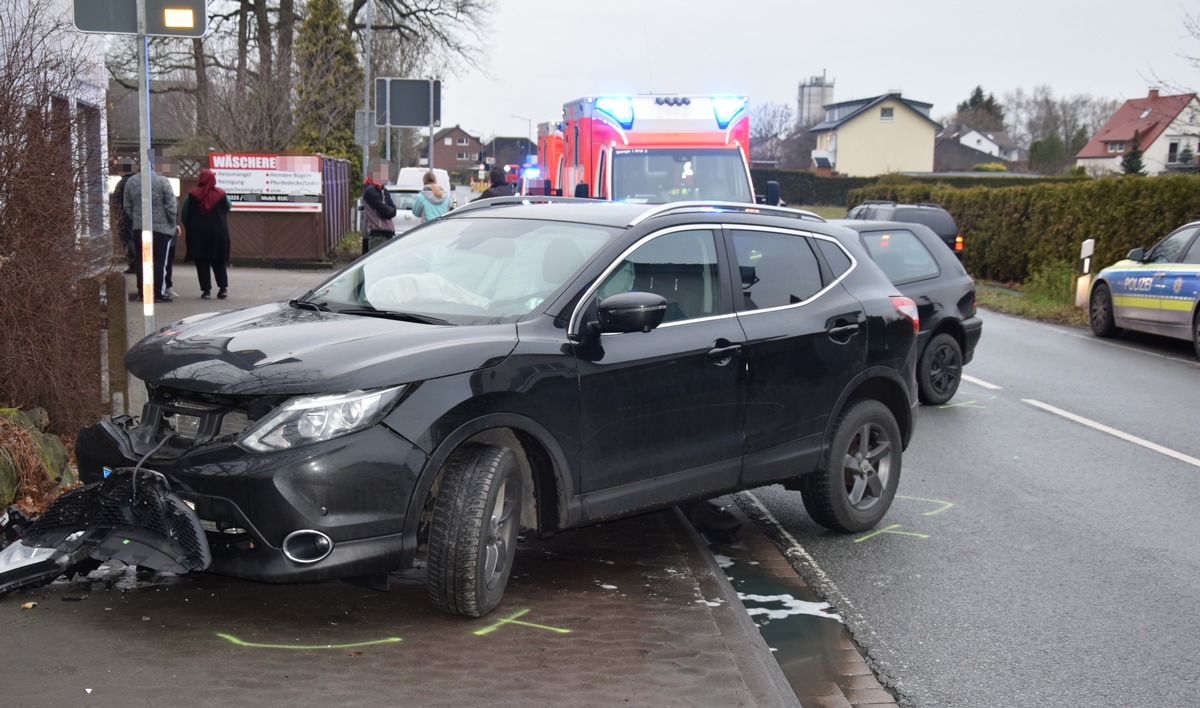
[0,0,109,433]
[106,0,492,154]
[749,102,795,164]
[1003,85,1118,152]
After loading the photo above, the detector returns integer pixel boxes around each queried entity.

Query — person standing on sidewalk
[477,165,514,200]
[411,170,450,222]
[110,158,136,273]
[362,160,396,254]
[123,159,178,303]
[182,168,232,300]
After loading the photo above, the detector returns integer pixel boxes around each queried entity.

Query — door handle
[708,343,743,359]
[827,323,860,337]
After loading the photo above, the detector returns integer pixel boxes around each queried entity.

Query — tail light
[954,233,964,252]
[891,296,919,333]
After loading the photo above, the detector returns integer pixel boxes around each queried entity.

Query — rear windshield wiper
[288,298,332,312]
[337,308,454,326]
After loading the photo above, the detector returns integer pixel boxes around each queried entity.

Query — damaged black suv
[6,198,920,617]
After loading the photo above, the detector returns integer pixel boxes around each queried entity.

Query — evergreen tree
[1030,133,1066,174]
[1121,131,1146,175]
[292,0,363,175]
[1178,143,1196,170]
[955,85,1005,131]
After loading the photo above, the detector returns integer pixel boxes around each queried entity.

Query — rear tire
[917,333,963,405]
[1089,283,1120,338]
[801,399,901,533]
[426,443,522,617]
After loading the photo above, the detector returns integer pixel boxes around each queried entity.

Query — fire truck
[537,95,757,204]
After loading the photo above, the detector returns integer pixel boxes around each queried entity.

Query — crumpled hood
[126,303,518,395]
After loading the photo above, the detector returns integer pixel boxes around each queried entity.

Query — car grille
[141,388,264,448]
[167,399,253,442]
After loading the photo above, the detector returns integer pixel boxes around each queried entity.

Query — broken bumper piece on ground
[0,469,211,597]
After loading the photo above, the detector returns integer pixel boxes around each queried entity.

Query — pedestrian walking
[123,158,178,303]
[182,168,232,300]
[411,170,450,222]
[477,165,514,200]
[362,160,396,254]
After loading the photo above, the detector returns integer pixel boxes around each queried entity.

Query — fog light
[282,530,334,564]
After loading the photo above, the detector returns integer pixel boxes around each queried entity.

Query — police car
[1088,220,1200,358]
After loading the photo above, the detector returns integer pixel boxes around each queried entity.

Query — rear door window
[895,208,955,237]
[730,230,824,310]
[859,228,940,284]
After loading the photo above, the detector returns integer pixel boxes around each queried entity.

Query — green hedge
[845,175,1200,282]
[750,168,1084,209]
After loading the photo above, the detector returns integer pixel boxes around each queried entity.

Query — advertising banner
[209,153,323,212]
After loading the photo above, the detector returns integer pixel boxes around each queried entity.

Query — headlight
[240,386,405,452]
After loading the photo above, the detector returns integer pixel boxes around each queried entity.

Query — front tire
[918,332,963,405]
[1090,283,1120,338]
[1193,310,1200,360]
[801,400,901,533]
[426,443,522,617]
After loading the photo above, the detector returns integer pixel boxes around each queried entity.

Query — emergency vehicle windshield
[611,148,752,204]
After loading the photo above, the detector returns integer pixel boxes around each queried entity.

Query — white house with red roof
[1075,89,1200,175]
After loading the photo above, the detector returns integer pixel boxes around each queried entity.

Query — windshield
[611,148,752,204]
[302,217,618,325]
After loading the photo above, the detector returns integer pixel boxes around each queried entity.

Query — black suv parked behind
[845,201,964,259]
[52,199,920,617]
[834,220,982,404]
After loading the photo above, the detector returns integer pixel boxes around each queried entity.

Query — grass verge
[975,280,1089,328]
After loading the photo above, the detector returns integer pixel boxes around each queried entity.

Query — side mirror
[596,292,667,333]
[765,180,781,207]
[1127,247,1146,261]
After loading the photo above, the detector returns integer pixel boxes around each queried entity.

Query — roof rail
[448,194,596,217]
[860,199,895,205]
[914,202,945,208]
[627,201,826,226]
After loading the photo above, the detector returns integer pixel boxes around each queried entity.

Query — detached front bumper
[74,416,429,584]
[0,470,209,597]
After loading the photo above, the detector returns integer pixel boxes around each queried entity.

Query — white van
[388,167,453,234]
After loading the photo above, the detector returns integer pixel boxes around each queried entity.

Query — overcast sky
[434,0,1199,140]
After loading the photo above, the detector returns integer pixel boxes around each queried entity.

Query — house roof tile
[1076,90,1197,158]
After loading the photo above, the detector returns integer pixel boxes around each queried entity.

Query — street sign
[374,78,441,128]
[73,0,207,37]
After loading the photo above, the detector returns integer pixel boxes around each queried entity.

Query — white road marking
[1023,399,1200,469]
[962,374,1001,390]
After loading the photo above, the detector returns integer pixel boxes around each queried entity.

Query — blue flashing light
[522,167,541,180]
[595,97,635,130]
[712,96,747,129]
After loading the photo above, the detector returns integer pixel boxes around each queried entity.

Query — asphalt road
[745,309,1200,707]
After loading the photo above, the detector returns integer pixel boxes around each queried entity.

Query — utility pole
[359,0,373,180]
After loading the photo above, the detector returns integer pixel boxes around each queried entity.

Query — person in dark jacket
[477,165,514,200]
[182,168,232,300]
[362,160,397,254]
[110,158,136,273]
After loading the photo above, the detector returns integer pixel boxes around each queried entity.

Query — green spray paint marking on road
[216,633,403,650]
[853,524,930,543]
[473,608,571,636]
[897,495,954,515]
[939,394,996,410]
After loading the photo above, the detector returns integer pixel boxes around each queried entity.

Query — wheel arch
[403,413,573,561]
[823,369,914,466]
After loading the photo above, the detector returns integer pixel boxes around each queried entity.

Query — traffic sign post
[73,0,208,335]
[73,0,207,37]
